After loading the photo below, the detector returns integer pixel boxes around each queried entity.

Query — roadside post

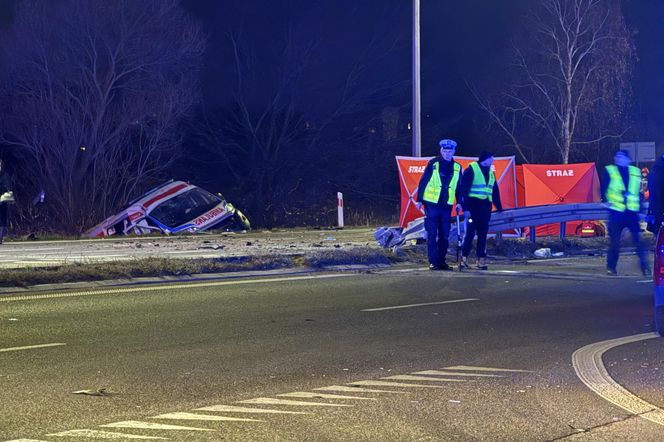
[337,192,344,228]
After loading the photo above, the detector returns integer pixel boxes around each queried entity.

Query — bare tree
[189,27,409,227]
[0,0,205,233]
[477,0,634,164]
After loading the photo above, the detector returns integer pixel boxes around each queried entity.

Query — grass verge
[0,247,401,288]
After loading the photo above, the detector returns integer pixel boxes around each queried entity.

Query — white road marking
[572,332,664,427]
[313,385,406,394]
[382,375,466,382]
[361,298,479,312]
[238,398,352,407]
[278,392,377,401]
[0,343,66,353]
[100,421,214,432]
[5,439,50,441]
[151,412,263,422]
[196,405,311,415]
[348,380,446,389]
[443,365,533,373]
[413,370,503,378]
[637,280,652,284]
[47,429,167,439]
[0,274,354,303]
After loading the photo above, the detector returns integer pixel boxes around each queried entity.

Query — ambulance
[84,180,250,237]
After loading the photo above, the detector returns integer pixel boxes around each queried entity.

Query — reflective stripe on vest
[605,165,640,212]
[422,161,461,205]
[468,162,495,201]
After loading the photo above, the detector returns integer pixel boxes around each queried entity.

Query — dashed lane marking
[637,279,652,284]
[277,392,377,401]
[0,343,66,353]
[313,385,406,394]
[573,332,664,427]
[0,274,354,303]
[382,375,467,382]
[47,429,167,439]
[443,365,534,373]
[195,405,311,415]
[348,380,447,389]
[361,298,479,312]
[238,398,352,407]
[151,412,263,422]
[100,421,214,432]
[413,370,503,378]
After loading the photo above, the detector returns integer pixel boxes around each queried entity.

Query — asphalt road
[1,261,663,441]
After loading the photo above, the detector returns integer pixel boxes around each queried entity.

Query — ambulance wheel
[232,210,251,231]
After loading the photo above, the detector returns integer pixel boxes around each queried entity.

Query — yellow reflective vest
[468,162,495,202]
[422,160,461,205]
[605,165,640,212]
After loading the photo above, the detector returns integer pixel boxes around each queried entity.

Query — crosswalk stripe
[0,343,66,353]
[152,412,264,422]
[348,380,446,389]
[100,421,214,432]
[196,405,311,415]
[382,375,466,382]
[47,429,167,439]
[443,365,533,373]
[238,398,353,407]
[278,392,377,401]
[413,370,503,378]
[313,385,406,394]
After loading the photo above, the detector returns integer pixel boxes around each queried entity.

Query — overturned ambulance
[84,180,250,237]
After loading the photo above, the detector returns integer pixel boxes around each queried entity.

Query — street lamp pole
[412,0,422,157]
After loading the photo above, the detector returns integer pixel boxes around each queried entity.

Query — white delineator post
[337,192,344,228]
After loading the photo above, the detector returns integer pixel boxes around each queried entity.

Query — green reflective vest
[468,162,495,202]
[422,160,461,205]
[605,165,640,212]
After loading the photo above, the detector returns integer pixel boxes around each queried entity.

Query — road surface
[1,262,662,441]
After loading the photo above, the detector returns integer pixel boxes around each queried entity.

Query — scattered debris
[534,248,552,258]
[73,388,110,396]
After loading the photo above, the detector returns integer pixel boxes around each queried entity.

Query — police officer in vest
[602,149,649,276]
[459,151,502,270]
[415,139,462,271]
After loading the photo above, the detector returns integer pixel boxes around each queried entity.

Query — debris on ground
[72,388,110,396]
[534,248,552,258]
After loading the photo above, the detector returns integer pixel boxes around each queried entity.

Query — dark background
[0,0,661,228]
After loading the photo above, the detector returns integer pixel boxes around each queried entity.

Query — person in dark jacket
[601,149,649,276]
[648,154,664,232]
[0,159,13,244]
[416,139,463,271]
[459,151,502,270]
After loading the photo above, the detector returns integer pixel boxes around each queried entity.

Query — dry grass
[0,247,399,288]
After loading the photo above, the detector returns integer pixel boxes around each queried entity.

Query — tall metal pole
[412,0,422,157]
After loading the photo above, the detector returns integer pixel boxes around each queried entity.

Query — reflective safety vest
[468,162,495,202]
[422,160,461,205]
[605,165,640,212]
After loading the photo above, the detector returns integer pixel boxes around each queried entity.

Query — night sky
[0,0,663,155]
[177,0,664,155]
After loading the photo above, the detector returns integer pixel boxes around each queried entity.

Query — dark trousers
[424,203,452,266]
[462,199,492,258]
[607,210,648,272]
